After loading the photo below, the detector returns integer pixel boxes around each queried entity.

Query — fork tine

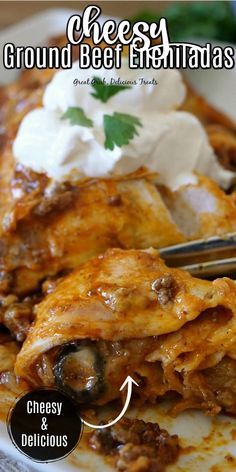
[159,232,236,277]
[181,257,236,278]
[159,232,236,266]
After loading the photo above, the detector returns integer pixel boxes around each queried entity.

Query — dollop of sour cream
[13,60,234,190]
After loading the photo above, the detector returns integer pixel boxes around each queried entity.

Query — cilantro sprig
[91,76,131,103]
[103,112,142,150]
[61,106,93,127]
[61,79,142,150]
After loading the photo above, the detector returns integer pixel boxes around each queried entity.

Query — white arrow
[81,375,139,430]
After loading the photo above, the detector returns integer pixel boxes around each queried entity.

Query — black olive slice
[54,341,104,404]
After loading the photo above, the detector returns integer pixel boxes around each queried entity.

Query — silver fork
[159,232,236,278]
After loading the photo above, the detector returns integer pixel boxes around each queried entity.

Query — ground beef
[203,357,236,414]
[0,273,64,341]
[33,184,74,216]
[107,195,123,207]
[89,418,180,472]
[151,274,176,306]
[0,294,38,342]
[0,271,13,293]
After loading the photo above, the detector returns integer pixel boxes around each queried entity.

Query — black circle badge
[7,388,83,462]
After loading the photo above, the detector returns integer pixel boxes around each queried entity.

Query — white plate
[0,8,236,472]
[1,401,236,472]
[183,39,236,121]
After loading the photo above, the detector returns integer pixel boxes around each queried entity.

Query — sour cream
[13,60,234,190]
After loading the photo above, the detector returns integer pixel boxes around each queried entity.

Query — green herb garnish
[103,112,142,150]
[91,76,131,103]
[61,107,93,127]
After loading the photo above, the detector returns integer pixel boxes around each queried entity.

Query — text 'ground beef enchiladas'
[15,248,236,416]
